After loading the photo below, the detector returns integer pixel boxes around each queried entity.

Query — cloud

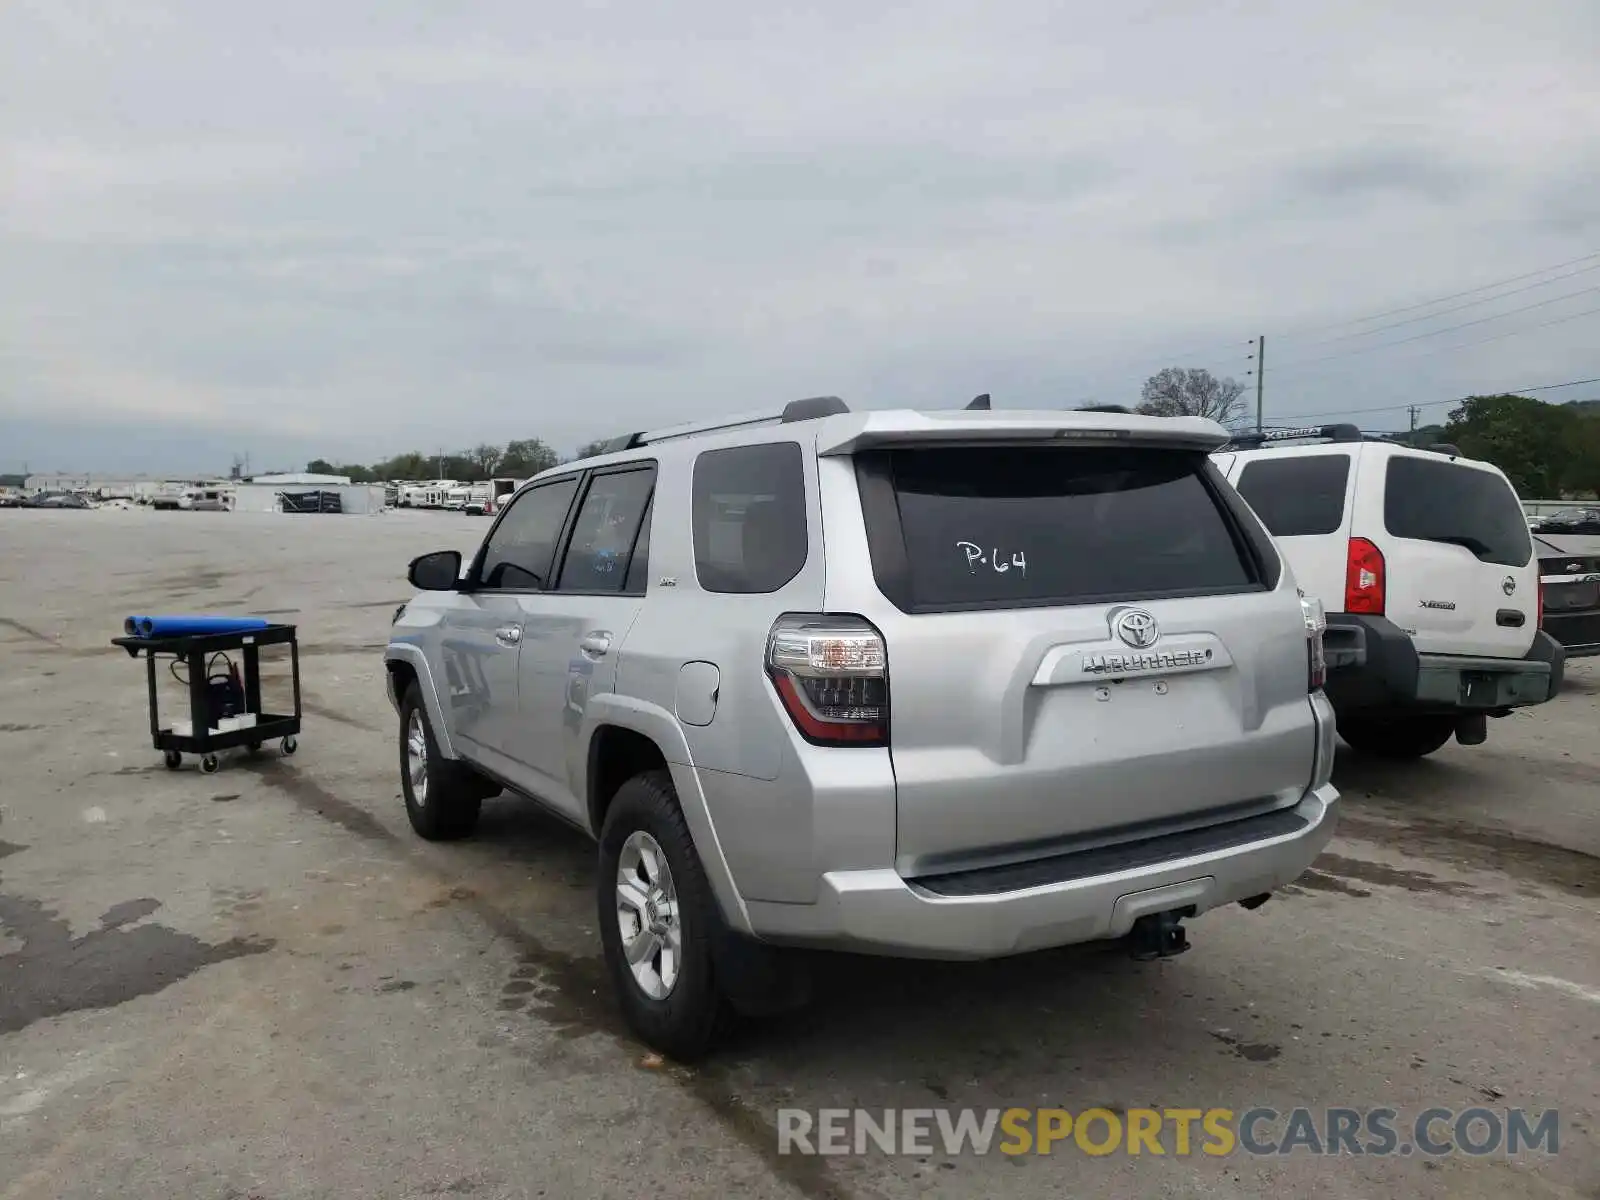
[1283,144,1483,206]
[2,0,1599,470]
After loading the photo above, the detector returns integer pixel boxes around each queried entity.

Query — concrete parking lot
[1,508,1596,1200]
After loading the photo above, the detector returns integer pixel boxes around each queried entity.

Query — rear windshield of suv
[1383,456,1531,567]
[1235,454,1350,536]
[863,446,1259,610]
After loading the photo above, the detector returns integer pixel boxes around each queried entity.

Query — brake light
[1300,593,1327,692]
[1344,537,1385,615]
[766,615,889,747]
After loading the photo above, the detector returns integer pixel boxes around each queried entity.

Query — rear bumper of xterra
[1321,615,1565,714]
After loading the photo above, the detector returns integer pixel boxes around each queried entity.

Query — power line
[1275,247,1600,339]
[1285,374,1600,421]
[1289,260,1600,349]
[1274,285,1600,371]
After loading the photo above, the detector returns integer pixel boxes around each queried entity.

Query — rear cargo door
[1367,452,1537,658]
[838,442,1317,876]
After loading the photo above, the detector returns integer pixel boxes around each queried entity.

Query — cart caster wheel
[163,750,182,770]
[200,754,221,775]
[245,741,263,758]
[281,736,298,757]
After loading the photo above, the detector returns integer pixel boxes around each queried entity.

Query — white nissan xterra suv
[1214,424,1565,760]
[387,397,1340,1058]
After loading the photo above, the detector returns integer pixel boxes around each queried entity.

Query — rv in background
[397,481,458,509]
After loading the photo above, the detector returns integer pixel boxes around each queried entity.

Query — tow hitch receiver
[1127,911,1190,961]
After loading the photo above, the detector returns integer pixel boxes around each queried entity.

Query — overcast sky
[3,0,1598,474]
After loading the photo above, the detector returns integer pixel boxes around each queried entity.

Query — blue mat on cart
[123,615,272,639]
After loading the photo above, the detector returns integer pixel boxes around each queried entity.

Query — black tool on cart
[112,624,303,774]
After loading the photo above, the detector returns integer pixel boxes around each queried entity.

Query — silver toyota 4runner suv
[385,396,1339,1059]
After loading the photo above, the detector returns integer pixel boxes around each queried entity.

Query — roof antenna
[966,393,991,410]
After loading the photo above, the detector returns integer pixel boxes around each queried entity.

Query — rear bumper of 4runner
[745,783,1338,959]
[741,694,1341,960]
[1321,616,1565,712]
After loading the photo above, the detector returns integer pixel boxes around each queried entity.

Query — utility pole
[1244,336,1266,432]
[1407,405,1421,433]
[1254,335,1265,433]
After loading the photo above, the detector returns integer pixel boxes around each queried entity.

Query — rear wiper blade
[1432,534,1494,557]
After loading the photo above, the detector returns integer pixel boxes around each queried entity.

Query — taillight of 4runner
[1300,593,1328,693]
[766,615,890,747]
[1344,537,1385,615]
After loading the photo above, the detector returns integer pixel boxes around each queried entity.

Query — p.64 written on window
[957,541,1028,577]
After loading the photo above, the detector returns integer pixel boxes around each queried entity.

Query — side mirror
[408,549,463,591]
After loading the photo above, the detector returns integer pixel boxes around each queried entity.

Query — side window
[557,467,656,593]
[624,495,653,594]
[478,477,580,590]
[1235,455,1351,537]
[692,442,808,593]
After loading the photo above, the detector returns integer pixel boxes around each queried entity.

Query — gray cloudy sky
[3,0,1598,474]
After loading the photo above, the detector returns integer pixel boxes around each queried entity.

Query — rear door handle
[579,631,612,658]
[495,626,522,646]
[1495,609,1526,628]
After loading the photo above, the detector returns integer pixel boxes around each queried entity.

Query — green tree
[1443,394,1579,497]
[499,438,559,478]
[390,452,433,480]
[573,438,613,461]
[1559,412,1600,497]
[306,458,337,474]
[1136,367,1247,424]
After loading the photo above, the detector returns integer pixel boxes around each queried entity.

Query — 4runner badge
[1502,576,1516,596]
[1112,608,1159,649]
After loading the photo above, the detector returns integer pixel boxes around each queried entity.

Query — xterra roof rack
[1222,423,1364,450]
[597,396,851,453]
[1222,423,1461,457]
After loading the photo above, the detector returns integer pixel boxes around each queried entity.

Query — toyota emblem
[1113,608,1160,649]
[1502,576,1516,596]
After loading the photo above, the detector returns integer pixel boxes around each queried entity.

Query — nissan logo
[1113,608,1160,649]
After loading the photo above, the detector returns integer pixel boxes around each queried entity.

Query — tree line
[306,436,612,485]
[304,370,1600,500]
[1135,366,1600,499]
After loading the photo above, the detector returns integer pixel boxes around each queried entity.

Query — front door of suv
[514,463,656,824]
[443,475,581,778]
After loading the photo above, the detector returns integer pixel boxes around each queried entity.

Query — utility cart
[112,623,303,774]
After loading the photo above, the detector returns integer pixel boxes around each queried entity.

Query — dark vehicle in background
[1532,507,1600,535]
[1538,535,1600,658]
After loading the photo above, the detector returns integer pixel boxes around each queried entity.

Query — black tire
[1338,713,1456,759]
[597,769,726,1061]
[399,684,482,840]
[163,750,182,770]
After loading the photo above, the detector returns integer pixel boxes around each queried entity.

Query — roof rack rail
[594,396,853,452]
[1222,422,1363,450]
[966,393,991,410]
[1427,442,1461,456]
[1077,404,1131,413]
